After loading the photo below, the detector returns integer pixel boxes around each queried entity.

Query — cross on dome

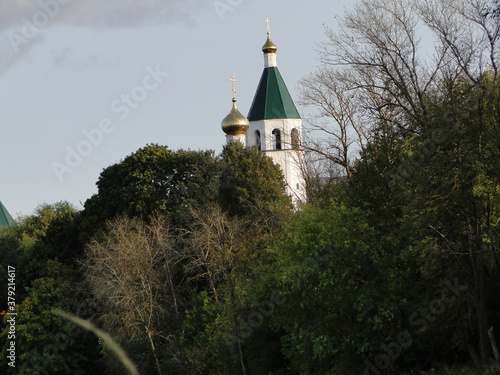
[229,74,238,100]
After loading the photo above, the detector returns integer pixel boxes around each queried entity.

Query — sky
[0,0,353,218]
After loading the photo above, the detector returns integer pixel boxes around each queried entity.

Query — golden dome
[221,98,250,135]
[262,33,277,53]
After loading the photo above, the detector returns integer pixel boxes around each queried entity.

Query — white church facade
[221,20,306,205]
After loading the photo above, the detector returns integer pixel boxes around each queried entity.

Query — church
[221,19,306,205]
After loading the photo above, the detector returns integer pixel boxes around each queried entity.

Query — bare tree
[311,0,500,128]
[186,203,251,375]
[299,0,438,179]
[300,69,370,178]
[417,0,500,82]
[83,214,182,375]
[295,145,343,202]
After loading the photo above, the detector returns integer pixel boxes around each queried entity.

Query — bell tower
[246,19,306,204]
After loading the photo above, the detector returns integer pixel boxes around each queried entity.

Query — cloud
[0,0,206,31]
[0,0,208,74]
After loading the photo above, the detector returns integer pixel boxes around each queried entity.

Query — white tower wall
[226,134,246,145]
[246,118,306,205]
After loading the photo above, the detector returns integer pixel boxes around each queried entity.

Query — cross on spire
[265,17,271,34]
[229,74,238,99]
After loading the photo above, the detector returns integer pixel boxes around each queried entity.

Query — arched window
[272,129,282,150]
[255,130,261,151]
[291,128,299,150]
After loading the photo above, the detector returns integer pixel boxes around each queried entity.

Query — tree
[302,0,500,160]
[0,227,21,315]
[177,143,295,374]
[77,143,296,374]
[0,273,91,375]
[398,76,500,368]
[83,215,182,375]
[14,202,81,284]
[259,203,415,374]
[0,202,81,315]
[0,202,108,374]
[81,145,221,240]
[218,141,292,222]
[300,68,370,178]
[311,0,500,131]
[186,203,253,375]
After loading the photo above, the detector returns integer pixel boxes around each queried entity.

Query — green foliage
[0,202,81,309]
[219,142,292,220]
[264,204,411,374]
[0,228,22,313]
[0,276,86,375]
[181,291,240,374]
[81,144,221,238]
[19,202,79,272]
[0,203,106,374]
[0,226,21,267]
[16,202,78,242]
[407,363,500,375]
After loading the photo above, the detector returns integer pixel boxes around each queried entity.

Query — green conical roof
[248,67,301,121]
[0,201,14,227]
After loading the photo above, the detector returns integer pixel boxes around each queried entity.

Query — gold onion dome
[221,98,249,135]
[262,33,277,53]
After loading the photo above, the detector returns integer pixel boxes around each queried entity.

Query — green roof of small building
[0,201,14,227]
[248,67,301,121]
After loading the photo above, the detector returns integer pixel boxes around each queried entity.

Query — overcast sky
[0,0,353,218]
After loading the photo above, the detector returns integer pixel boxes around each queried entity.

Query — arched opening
[255,130,261,151]
[291,128,299,150]
[272,129,282,150]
